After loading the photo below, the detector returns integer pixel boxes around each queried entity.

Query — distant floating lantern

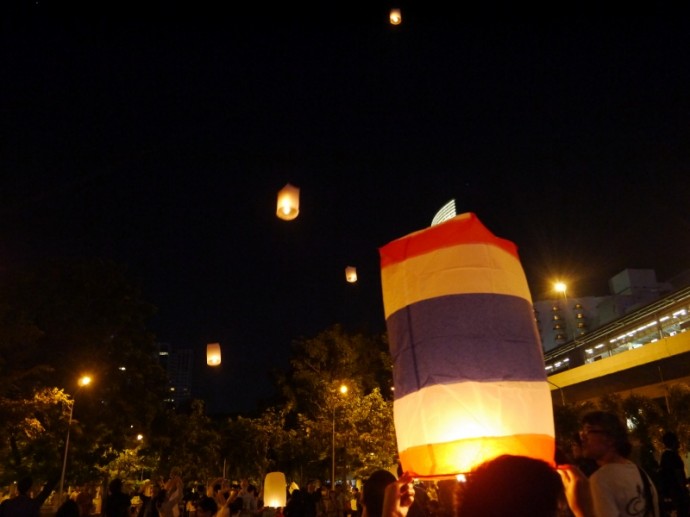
[389,8,402,25]
[207,343,221,366]
[380,212,555,479]
[345,266,358,283]
[263,472,287,508]
[276,183,300,221]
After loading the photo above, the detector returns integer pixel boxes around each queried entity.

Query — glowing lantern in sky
[263,472,286,508]
[206,343,221,366]
[379,212,555,479]
[389,8,402,25]
[345,266,357,283]
[276,183,300,220]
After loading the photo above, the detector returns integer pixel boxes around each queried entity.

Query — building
[157,343,194,408]
[543,283,690,405]
[534,269,673,353]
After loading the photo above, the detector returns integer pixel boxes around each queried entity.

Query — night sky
[3,7,690,413]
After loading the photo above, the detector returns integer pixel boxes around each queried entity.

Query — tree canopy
[0,259,169,484]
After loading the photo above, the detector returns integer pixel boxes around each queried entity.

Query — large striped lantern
[379,212,555,479]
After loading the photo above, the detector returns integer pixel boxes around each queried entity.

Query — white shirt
[589,462,659,517]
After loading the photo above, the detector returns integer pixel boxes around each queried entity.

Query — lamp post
[331,384,348,489]
[58,375,92,505]
[137,434,144,480]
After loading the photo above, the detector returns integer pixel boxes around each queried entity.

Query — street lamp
[136,434,145,480]
[331,384,348,489]
[554,281,567,298]
[58,375,92,505]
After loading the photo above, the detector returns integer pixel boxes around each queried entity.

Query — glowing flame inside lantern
[390,9,402,25]
[207,343,221,366]
[276,183,300,221]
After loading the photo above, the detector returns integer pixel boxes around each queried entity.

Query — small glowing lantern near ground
[345,266,357,283]
[380,212,555,479]
[389,8,402,25]
[276,183,300,221]
[207,343,221,366]
[264,472,287,508]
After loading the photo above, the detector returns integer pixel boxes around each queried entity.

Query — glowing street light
[554,281,567,296]
[332,384,348,488]
[58,375,92,504]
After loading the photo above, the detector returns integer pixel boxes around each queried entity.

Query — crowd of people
[2,410,689,517]
[381,410,690,517]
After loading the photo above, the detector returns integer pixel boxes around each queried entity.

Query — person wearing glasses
[580,411,659,517]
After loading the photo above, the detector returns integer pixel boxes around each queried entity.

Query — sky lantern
[389,8,402,25]
[206,343,221,366]
[276,183,300,220]
[379,212,555,479]
[263,472,287,508]
[345,266,357,283]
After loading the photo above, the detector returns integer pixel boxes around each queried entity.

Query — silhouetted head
[457,455,563,517]
[57,499,81,517]
[662,431,680,450]
[108,479,123,494]
[196,496,218,517]
[362,470,396,517]
[17,477,33,495]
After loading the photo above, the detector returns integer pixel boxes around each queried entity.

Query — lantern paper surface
[389,8,402,25]
[276,183,300,220]
[345,266,357,283]
[379,212,555,479]
[263,472,286,508]
[206,343,221,366]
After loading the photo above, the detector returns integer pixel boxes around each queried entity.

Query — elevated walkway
[548,328,690,404]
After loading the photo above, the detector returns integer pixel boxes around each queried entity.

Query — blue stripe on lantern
[386,293,545,400]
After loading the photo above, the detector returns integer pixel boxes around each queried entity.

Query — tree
[0,259,169,485]
[278,324,392,414]
[274,326,397,484]
[222,406,290,485]
[664,383,690,455]
[156,400,223,484]
[0,387,70,481]
[338,387,397,479]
